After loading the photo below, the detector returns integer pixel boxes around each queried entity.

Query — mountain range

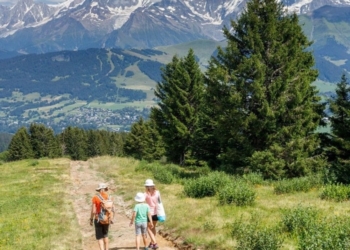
[0,0,350,55]
[1,0,350,134]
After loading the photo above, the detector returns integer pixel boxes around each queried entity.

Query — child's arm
[129,211,136,227]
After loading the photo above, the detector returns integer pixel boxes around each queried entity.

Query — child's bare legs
[142,233,147,248]
[136,234,141,250]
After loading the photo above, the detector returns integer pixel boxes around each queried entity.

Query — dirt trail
[69,160,178,250]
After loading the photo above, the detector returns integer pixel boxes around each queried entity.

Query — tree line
[4,124,126,161]
[4,0,350,183]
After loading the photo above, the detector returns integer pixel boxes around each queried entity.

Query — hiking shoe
[152,243,159,249]
[148,243,153,248]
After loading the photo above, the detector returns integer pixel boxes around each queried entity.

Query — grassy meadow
[3,156,350,249]
[91,156,350,250]
[0,158,80,250]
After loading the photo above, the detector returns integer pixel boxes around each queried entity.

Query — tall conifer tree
[124,118,164,161]
[151,49,204,165]
[29,123,60,158]
[328,73,350,182]
[205,0,325,178]
[8,127,34,161]
[60,126,87,160]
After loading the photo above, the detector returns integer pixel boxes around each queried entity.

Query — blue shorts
[135,222,147,235]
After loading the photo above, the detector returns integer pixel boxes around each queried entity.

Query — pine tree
[29,123,60,158]
[86,130,102,157]
[124,118,164,161]
[60,127,87,160]
[328,73,350,183]
[7,127,34,161]
[204,0,325,178]
[108,131,125,156]
[151,49,204,165]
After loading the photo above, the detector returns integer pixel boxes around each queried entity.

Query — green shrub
[242,172,265,185]
[320,184,350,202]
[183,171,232,198]
[153,166,174,184]
[280,205,319,234]
[135,160,154,172]
[298,216,350,249]
[230,217,283,250]
[135,161,181,184]
[218,180,255,206]
[274,175,323,194]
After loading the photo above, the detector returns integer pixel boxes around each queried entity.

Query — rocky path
[69,160,177,250]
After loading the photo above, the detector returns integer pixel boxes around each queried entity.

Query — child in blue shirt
[130,192,157,250]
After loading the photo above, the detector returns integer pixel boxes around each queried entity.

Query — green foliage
[7,127,34,161]
[242,172,266,185]
[274,174,323,194]
[29,123,61,159]
[280,206,320,234]
[183,171,232,198]
[297,216,350,249]
[230,216,284,250]
[124,118,165,161]
[151,49,205,165]
[59,126,87,160]
[152,165,175,184]
[218,179,256,206]
[327,73,350,183]
[0,150,9,162]
[135,161,182,184]
[320,183,350,202]
[204,0,324,176]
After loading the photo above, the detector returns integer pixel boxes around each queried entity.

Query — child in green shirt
[130,192,157,250]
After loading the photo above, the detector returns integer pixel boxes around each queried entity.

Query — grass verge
[0,158,81,250]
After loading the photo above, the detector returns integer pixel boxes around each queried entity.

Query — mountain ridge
[0,0,350,55]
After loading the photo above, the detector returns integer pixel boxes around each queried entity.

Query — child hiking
[90,183,114,250]
[130,192,158,250]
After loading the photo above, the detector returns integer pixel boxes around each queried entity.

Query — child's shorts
[135,222,147,235]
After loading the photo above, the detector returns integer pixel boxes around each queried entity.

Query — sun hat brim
[96,183,108,191]
[135,197,145,202]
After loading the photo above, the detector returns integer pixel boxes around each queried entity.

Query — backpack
[96,193,114,224]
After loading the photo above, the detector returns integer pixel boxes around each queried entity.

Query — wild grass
[0,158,80,250]
[4,156,350,249]
[91,156,350,249]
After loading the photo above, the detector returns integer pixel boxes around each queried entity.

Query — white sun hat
[144,179,155,186]
[96,183,108,191]
[134,192,145,202]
